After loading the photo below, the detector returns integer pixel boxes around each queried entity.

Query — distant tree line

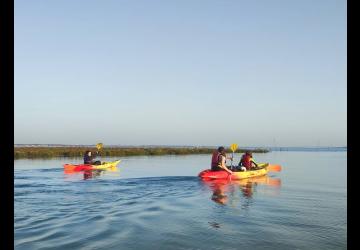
[14,146,269,159]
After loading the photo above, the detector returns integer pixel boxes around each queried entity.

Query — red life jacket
[241,154,252,170]
[211,151,221,167]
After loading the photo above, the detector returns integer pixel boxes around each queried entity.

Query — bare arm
[220,155,233,174]
[250,158,258,167]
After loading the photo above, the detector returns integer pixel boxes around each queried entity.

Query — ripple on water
[15,162,347,250]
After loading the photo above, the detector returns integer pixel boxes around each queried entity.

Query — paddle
[94,143,104,165]
[230,143,238,170]
[95,143,118,172]
[267,164,282,172]
[96,143,103,152]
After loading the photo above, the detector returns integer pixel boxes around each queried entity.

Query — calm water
[14,151,347,250]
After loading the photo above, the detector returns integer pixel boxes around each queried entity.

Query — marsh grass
[14,146,269,159]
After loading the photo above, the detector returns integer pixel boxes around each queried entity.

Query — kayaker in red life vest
[211,147,233,174]
[238,151,258,171]
[83,150,101,165]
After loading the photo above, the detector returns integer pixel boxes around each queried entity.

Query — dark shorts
[211,166,223,171]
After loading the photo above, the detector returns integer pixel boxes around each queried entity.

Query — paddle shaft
[231,152,234,168]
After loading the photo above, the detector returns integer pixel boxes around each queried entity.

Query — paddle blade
[267,164,282,172]
[96,143,103,151]
[230,143,238,152]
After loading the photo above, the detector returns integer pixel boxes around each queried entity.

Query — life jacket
[240,154,252,170]
[211,151,221,168]
[84,154,93,164]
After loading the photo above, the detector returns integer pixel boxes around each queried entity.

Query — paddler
[83,150,101,165]
[238,151,258,171]
[211,146,233,174]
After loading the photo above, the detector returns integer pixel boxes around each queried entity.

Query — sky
[14,0,347,147]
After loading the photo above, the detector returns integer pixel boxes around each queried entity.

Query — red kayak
[64,164,94,172]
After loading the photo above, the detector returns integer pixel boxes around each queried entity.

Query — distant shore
[14,146,269,159]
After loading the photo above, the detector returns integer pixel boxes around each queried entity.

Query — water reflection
[63,167,120,181]
[201,175,281,206]
[211,180,229,205]
[83,170,104,180]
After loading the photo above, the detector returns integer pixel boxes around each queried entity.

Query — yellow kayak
[92,160,121,170]
[231,163,269,179]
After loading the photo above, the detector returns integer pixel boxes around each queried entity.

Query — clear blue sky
[14,0,347,147]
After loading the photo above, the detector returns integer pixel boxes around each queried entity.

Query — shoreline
[14,146,269,159]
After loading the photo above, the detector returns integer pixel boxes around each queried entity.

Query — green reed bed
[14,146,269,159]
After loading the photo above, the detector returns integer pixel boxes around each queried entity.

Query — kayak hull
[198,163,269,180]
[64,160,121,173]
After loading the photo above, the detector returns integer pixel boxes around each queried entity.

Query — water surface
[15,152,347,249]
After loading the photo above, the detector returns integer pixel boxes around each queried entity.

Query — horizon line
[14,143,347,148]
